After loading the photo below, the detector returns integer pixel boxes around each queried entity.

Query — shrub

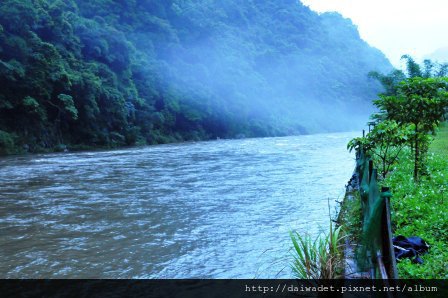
[0,130,16,154]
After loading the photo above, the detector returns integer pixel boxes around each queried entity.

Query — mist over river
[0,132,357,278]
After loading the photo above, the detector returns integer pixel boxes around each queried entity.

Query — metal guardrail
[356,148,398,280]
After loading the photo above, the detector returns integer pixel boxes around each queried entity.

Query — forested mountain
[0,0,391,154]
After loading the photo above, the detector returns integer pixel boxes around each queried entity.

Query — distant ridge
[424,47,448,63]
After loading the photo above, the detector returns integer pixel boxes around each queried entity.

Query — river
[0,132,357,278]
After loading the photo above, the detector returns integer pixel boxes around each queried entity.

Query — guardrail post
[368,160,373,183]
[381,187,398,279]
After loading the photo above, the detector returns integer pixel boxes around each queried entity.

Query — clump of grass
[338,191,363,242]
[290,221,345,279]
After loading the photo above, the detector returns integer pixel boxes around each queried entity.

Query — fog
[135,0,392,136]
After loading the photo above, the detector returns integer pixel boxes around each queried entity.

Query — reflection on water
[0,132,357,278]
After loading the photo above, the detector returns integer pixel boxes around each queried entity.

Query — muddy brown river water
[0,132,357,278]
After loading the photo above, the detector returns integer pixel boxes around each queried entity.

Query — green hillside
[0,0,392,154]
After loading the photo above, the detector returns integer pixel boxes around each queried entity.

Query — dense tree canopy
[0,0,391,154]
[374,77,448,181]
[356,56,448,182]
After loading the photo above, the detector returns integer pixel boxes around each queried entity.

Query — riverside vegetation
[290,202,346,279]
[0,0,391,155]
[347,56,448,279]
[290,56,448,279]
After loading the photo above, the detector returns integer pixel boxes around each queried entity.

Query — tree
[369,55,448,96]
[401,55,422,78]
[348,120,411,179]
[368,69,406,96]
[373,77,448,181]
[349,121,411,179]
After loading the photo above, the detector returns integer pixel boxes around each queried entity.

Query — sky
[301,0,448,68]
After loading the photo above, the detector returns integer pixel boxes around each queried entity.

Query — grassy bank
[338,190,362,244]
[383,123,448,278]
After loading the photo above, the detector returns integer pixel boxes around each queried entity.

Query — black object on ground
[392,235,429,264]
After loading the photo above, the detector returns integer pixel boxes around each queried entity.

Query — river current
[0,132,357,278]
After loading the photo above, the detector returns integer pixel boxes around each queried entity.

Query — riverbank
[337,123,447,279]
[382,123,448,278]
[337,186,366,278]
[0,134,216,156]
